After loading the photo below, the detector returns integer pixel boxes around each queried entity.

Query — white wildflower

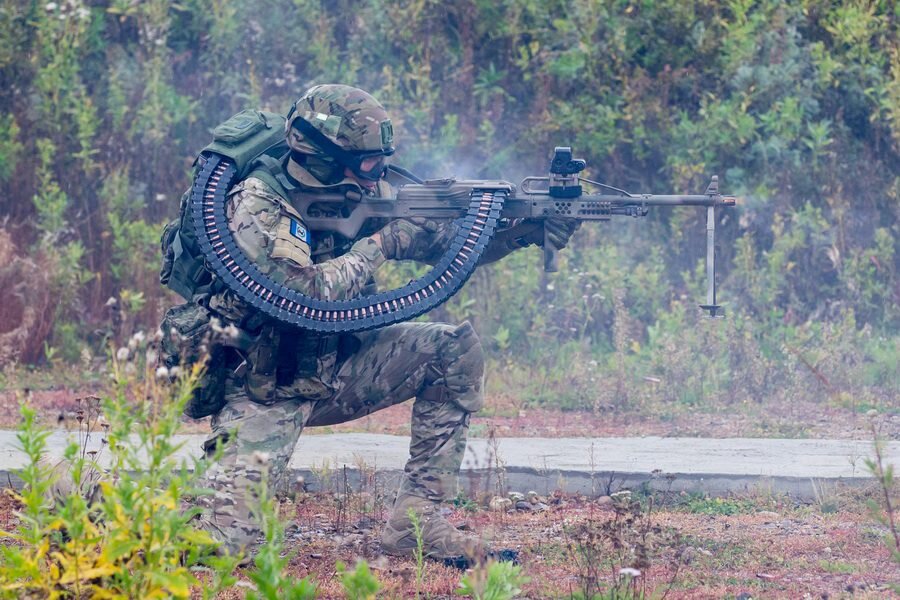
[168,366,182,377]
[45,2,58,11]
[115,347,129,362]
[105,296,118,307]
[155,366,170,379]
[132,331,146,344]
[155,193,167,202]
[124,363,136,375]
[223,324,241,340]
[546,283,555,291]
[619,567,641,578]
[76,6,89,19]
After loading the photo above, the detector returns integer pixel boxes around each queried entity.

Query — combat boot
[381,493,485,563]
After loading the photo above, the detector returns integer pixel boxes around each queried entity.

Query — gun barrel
[577,193,736,207]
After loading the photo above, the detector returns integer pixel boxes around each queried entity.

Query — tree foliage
[0,0,897,408]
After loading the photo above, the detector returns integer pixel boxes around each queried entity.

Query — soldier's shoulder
[230,175,287,202]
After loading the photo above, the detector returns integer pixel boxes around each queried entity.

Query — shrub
[0,348,238,598]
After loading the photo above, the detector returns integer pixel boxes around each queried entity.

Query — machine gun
[191,147,735,334]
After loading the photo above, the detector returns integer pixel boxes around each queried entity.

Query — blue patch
[289,219,310,244]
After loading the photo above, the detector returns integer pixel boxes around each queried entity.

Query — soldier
[189,84,578,563]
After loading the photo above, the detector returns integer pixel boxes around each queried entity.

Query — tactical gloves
[501,218,580,250]
[373,217,451,261]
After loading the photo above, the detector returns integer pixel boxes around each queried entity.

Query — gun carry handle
[543,226,560,272]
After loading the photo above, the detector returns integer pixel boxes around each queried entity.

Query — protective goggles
[292,117,394,182]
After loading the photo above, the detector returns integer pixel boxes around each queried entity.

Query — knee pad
[439,321,485,412]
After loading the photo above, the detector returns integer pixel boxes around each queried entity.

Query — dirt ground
[211,488,900,599]
[1,481,897,598]
[2,386,898,441]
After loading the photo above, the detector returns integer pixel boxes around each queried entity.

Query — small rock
[515,501,533,511]
[489,496,513,512]
[527,491,543,504]
[309,553,323,559]
[758,511,779,518]
[508,491,525,502]
[596,495,613,506]
[756,572,776,580]
[823,546,832,555]
[735,593,753,600]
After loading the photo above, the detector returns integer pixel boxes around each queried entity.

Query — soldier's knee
[439,321,485,412]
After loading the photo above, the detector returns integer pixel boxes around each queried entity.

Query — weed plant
[563,491,684,600]
[864,413,900,590]
[0,346,238,598]
[457,560,529,600]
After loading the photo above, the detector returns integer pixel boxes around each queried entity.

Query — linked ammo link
[191,153,507,333]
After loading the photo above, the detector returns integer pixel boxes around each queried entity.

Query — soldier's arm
[377,217,537,266]
[228,177,385,301]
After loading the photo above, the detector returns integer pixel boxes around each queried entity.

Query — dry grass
[193,489,899,599]
[0,230,52,366]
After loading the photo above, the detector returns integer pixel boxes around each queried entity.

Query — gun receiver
[291,148,736,318]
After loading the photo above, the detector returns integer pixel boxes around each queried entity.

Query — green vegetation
[677,494,759,516]
[0,348,240,598]
[0,1,897,415]
[458,561,530,600]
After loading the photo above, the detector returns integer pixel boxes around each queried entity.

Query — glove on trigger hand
[375,218,434,260]
[525,218,580,249]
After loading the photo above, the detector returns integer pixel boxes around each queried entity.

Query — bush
[0,347,239,598]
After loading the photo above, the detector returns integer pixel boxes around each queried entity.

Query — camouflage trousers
[193,321,484,555]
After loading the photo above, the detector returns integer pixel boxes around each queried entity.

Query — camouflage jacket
[206,160,460,400]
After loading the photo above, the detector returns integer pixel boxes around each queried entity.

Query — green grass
[677,494,760,516]
[818,559,857,574]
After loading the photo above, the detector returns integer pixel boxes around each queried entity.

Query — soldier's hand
[374,218,426,260]
[543,218,580,249]
[520,218,580,249]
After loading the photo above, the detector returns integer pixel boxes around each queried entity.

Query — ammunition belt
[191,153,505,333]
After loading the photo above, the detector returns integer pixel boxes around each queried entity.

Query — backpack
[160,109,291,300]
[158,109,293,418]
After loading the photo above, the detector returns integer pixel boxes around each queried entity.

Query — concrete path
[1,431,897,500]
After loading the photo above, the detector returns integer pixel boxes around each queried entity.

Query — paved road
[1,431,896,499]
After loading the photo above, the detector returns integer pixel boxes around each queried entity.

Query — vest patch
[290,219,310,243]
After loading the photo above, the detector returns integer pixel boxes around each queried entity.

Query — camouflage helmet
[286,84,394,182]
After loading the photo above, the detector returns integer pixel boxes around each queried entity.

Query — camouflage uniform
[194,169,484,556]
[190,84,576,560]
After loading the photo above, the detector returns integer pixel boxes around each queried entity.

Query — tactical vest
[159,109,306,418]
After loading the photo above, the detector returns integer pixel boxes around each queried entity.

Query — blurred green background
[0,0,897,418]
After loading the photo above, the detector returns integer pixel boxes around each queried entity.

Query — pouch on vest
[159,302,229,418]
